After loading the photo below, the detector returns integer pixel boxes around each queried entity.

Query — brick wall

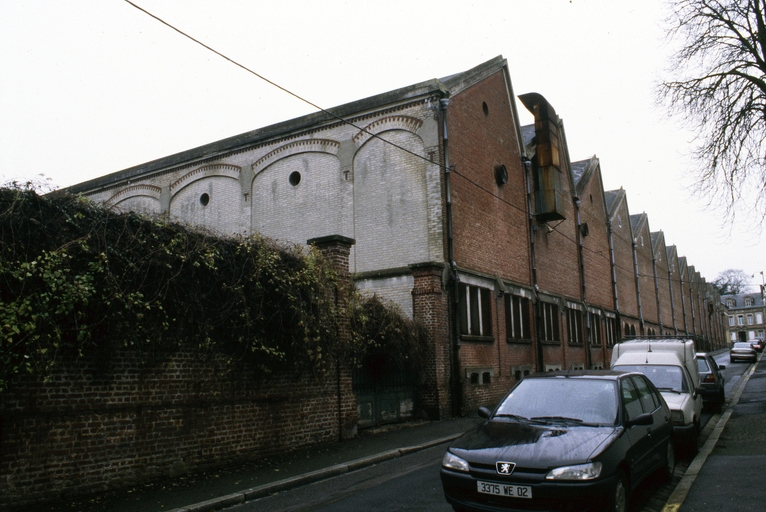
[0,351,349,511]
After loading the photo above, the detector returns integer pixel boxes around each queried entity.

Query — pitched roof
[66,56,510,194]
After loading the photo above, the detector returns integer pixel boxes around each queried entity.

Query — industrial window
[459,283,492,338]
[604,316,617,347]
[567,308,584,344]
[587,312,602,346]
[505,294,531,340]
[540,302,560,342]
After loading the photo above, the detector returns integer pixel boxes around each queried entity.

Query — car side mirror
[695,387,705,396]
[626,412,653,427]
[478,406,491,419]
[719,365,726,370]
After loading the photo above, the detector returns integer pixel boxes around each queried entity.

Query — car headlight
[442,451,470,472]
[545,462,602,480]
[671,410,684,424]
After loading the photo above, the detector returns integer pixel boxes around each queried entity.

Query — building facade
[723,292,766,342]
[66,56,727,418]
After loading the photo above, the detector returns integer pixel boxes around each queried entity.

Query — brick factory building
[67,56,728,420]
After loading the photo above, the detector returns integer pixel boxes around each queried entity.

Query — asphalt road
[233,443,451,512]
[227,351,747,512]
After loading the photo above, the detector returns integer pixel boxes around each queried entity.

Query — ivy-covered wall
[0,187,428,509]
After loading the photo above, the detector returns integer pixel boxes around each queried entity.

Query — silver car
[730,342,757,363]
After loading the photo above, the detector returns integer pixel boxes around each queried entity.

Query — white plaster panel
[251,152,344,245]
[113,196,162,216]
[169,176,246,236]
[352,130,428,273]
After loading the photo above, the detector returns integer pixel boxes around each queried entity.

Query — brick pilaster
[307,235,357,438]
[409,262,452,419]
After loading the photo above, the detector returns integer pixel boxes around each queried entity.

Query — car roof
[611,351,683,365]
[524,370,636,381]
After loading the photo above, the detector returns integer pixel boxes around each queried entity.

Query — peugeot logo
[496,461,516,475]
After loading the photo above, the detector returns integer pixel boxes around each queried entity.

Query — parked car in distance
[696,353,726,413]
[750,338,765,352]
[441,371,674,512]
[730,342,757,363]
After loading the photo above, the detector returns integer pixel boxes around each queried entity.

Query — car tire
[605,470,629,512]
[714,390,725,413]
[686,427,699,458]
[661,441,676,482]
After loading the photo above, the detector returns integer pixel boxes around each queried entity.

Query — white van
[611,338,702,455]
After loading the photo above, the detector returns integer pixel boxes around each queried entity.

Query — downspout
[668,270,678,335]
[607,221,620,347]
[632,241,645,335]
[689,286,697,336]
[679,278,688,334]
[652,259,663,334]
[523,156,543,372]
[607,222,619,314]
[440,97,462,417]
[574,197,590,368]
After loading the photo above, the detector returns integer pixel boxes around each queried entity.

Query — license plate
[477,480,532,499]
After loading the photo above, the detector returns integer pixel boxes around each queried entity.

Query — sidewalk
[669,352,766,511]
[36,414,481,512]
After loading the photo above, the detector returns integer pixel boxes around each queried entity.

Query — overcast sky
[1,0,763,288]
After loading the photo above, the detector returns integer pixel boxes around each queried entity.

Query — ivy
[0,186,429,393]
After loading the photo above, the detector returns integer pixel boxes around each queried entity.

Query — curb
[660,352,761,512]
[167,434,462,512]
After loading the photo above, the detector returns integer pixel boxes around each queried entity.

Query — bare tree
[712,268,753,295]
[658,0,766,225]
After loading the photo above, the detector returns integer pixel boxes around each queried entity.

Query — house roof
[65,55,510,195]
[721,293,765,308]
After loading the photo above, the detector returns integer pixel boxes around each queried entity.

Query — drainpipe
[668,270,678,335]
[574,197,590,368]
[522,157,544,372]
[632,241,645,336]
[607,220,619,350]
[440,97,462,417]
[607,222,619,313]
[679,278,688,334]
[652,259,663,334]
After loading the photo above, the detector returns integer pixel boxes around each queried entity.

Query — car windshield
[734,342,753,349]
[494,378,618,426]
[613,364,687,393]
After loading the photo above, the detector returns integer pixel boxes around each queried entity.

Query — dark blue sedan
[441,371,674,512]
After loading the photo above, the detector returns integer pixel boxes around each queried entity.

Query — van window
[613,364,688,393]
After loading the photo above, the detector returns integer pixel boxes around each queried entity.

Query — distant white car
[730,342,757,363]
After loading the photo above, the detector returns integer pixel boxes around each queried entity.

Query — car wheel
[686,427,699,458]
[715,390,725,413]
[661,441,676,482]
[606,471,629,512]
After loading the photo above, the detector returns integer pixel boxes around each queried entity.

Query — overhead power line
[123,1,707,293]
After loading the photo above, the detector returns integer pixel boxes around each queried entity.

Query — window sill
[541,340,561,346]
[506,338,533,345]
[461,335,495,343]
